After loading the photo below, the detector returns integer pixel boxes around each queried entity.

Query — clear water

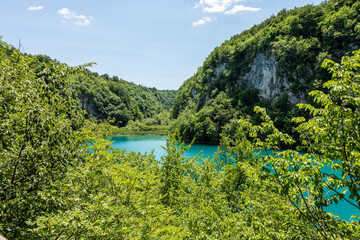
[110,135,218,159]
[110,135,359,221]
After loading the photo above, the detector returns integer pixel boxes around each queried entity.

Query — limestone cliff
[80,98,97,117]
[243,54,302,104]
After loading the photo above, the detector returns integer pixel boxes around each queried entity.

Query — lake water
[110,135,218,159]
[110,135,358,221]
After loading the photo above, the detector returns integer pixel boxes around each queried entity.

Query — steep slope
[172,0,360,143]
[30,54,177,127]
[70,70,176,127]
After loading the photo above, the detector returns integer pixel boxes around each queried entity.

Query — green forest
[1,0,360,239]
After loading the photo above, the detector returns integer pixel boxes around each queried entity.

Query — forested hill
[69,70,176,127]
[30,54,177,127]
[171,0,360,143]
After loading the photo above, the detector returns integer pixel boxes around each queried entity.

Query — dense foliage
[0,39,91,238]
[172,0,360,143]
[2,0,360,237]
[71,71,176,127]
[246,49,360,239]
[115,111,171,135]
[30,54,177,127]
[1,33,360,239]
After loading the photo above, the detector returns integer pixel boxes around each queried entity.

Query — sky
[0,0,323,90]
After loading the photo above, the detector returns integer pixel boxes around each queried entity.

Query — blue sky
[0,0,323,89]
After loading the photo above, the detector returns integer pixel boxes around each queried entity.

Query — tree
[247,50,360,239]
[0,41,91,238]
[159,131,196,206]
[32,138,185,239]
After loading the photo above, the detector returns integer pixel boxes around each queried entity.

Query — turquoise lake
[110,135,358,221]
[110,135,218,159]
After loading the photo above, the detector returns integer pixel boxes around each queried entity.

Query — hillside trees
[71,71,176,127]
[28,54,177,128]
[171,0,360,143]
[172,91,238,143]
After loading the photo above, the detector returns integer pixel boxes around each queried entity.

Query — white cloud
[195,0,243,13]
[194,0,260,14]
[75,17,93,26]
[58,8,71,16]
[57,8,93,26]
[192,16,216,26]
[203,5,227,13]
[225,4,260,14]
[28,6,43,11]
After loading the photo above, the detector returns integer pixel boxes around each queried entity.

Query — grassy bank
[111,126,169,136]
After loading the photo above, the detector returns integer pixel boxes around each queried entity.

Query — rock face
[243,53,301,104]
[244,54,280,99]
[80,98,97,116]
[214,63,226,77]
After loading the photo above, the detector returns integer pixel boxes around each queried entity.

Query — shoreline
[110,131,168,137]
[110,131,219,145]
